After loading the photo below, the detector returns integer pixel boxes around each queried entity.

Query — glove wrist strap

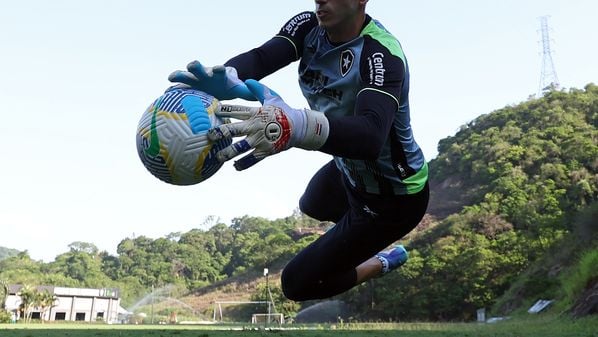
[296,109,330,150]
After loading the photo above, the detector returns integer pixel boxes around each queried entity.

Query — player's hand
[168,60,256,101]
[210,79,330,170]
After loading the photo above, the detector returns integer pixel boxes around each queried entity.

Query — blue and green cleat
[375,245,409,274]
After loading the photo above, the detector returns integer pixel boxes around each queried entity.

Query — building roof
[8,285,119,299]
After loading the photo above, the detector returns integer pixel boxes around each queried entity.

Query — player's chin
[316,19,331,28]
[316,14,333,28]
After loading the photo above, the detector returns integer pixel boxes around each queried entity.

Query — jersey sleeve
[224,38,296,80]
[224,12,318,81]
[318,37,406,159]
[276,11,319,60]
[358,35,405,103]
[319,90,396,159]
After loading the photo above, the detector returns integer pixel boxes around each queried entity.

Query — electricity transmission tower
[538,15,560,95]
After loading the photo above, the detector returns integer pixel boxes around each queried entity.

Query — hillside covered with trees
[1,84,596,322]
[341,84,597,320]
[0,247,18,261]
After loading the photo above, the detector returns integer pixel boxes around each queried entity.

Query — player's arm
[209,82,399,170]
[225,11,317,80]
[320,89,400,160]
[210,42,405,170]
[321,37,406,160]
[223,37,297,81]
[169,12,317,100]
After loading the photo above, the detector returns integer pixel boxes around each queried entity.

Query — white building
[5,285,128,323]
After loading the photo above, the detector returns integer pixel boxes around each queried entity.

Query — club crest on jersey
[340,49,354,77]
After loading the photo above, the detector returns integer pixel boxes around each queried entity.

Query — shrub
[561,249,598,303]
[0,310,12,323]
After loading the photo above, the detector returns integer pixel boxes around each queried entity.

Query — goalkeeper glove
[212,79,330,170]
[168,60,256,101]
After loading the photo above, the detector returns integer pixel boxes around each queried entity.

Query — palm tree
[17,285,37,323]
[37,290,57,322]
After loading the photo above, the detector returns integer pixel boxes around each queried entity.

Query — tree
[0,247,19,261]
[49,249,112,288]
[68,242,99,255]
[0,279,8,310]
[36,290,57,323]
[18,285,37,323]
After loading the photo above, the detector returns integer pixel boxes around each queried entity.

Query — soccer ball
[136,87,231,185]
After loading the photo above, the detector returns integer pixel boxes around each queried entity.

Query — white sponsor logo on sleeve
[368,52,386,86]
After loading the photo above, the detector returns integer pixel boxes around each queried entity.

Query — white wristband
[296,109,330,150]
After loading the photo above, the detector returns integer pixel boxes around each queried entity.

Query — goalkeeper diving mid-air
[169,0,429,301]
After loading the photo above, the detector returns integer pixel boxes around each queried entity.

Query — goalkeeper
[170,0,429,301]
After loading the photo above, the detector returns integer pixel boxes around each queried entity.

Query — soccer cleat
[375,245,409,274]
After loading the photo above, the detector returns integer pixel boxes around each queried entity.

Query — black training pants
[281,161,429,301]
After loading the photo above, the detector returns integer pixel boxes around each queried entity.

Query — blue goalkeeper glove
[168,60,256,101]
[212,79,330,170]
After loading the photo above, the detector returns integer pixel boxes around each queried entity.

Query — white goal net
[251,313,284,325]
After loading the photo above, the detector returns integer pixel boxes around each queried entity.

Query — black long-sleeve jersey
[225,12,427,195]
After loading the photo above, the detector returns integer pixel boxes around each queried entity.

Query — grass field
[1,316,597,337]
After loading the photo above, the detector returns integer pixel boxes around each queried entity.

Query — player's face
[315,0,365,33]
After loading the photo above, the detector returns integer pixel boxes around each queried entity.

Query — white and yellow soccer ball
[136,87,231,185]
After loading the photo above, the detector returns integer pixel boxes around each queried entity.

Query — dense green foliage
[433,84,597,220]
[0,215,324,311]
[340,85,597,320]
[0,85,596,322]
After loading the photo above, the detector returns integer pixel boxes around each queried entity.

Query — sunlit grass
[1,315,597,337]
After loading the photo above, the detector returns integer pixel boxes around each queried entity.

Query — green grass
[562,249,598,300]
[1,316,597,337]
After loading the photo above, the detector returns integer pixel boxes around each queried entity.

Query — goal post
[212,301,273,322]
[251,313,284,325]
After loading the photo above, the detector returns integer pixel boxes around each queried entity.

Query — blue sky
[1,0,597,261]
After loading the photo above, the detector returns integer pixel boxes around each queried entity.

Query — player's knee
[298,195,311,215]
[281,265,307,301]
[299,195,321,220]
